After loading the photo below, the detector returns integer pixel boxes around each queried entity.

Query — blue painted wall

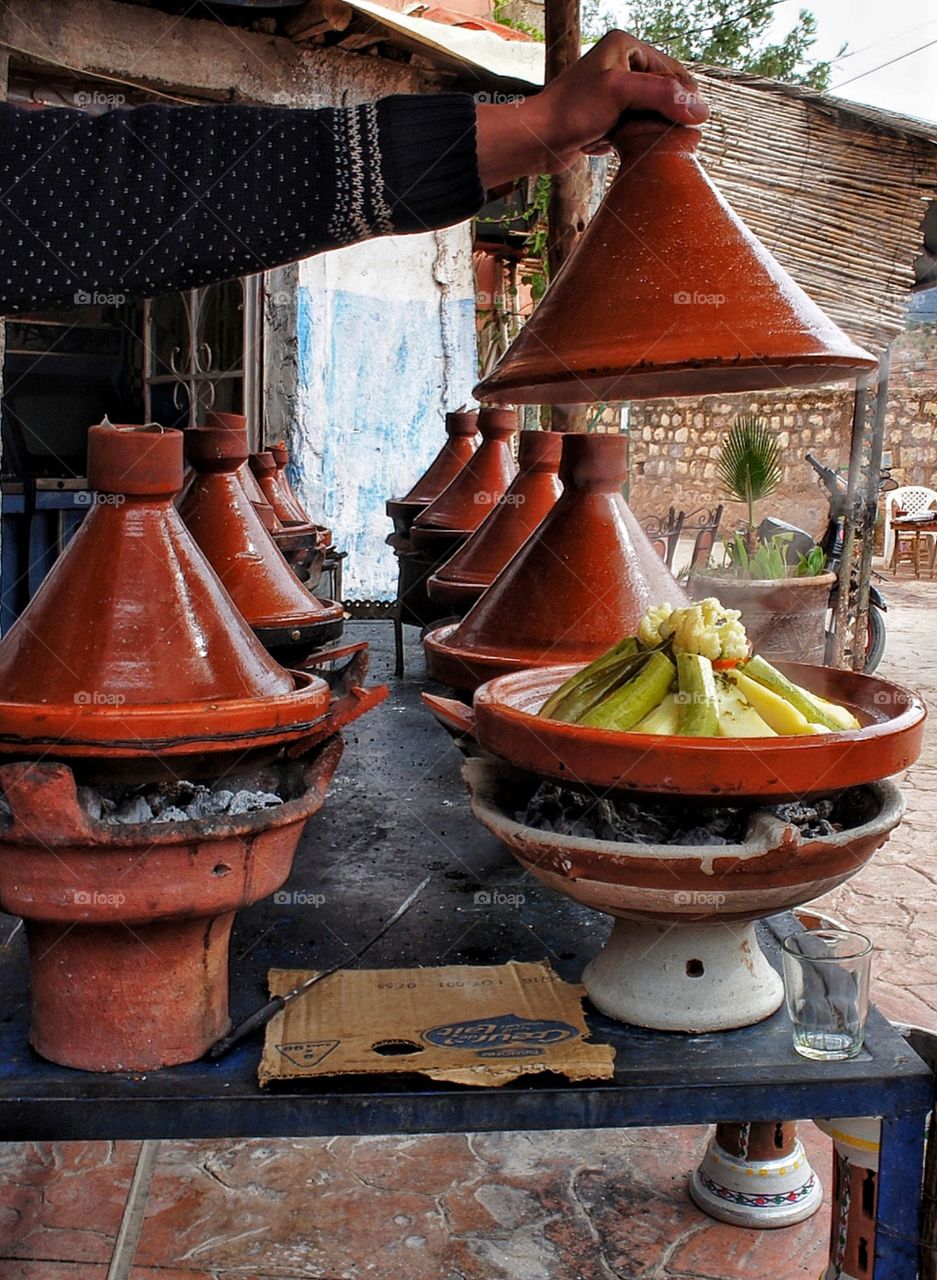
[290,233,478,601]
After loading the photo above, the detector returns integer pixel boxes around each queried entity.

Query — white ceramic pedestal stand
[582,919,784,1033]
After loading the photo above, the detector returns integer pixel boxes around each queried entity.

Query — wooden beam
[286,0,354,41]
[544,0,590,430]
[0,0,435,106]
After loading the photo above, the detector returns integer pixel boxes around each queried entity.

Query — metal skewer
[207,874,432,1059]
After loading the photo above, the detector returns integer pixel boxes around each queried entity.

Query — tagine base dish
[463,756,904,1032]
[462,660,926,801]
[424,621,574,692]
[0,671,334,781]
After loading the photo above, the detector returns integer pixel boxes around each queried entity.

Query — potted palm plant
[689,415,835,663]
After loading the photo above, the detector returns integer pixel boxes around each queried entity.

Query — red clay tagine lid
[427,429,563,608]
[180,421,344,652]
[410,409,518,549]
[397,409,479,506]
[424,432,689,691]
[251,450,308,528]
[475,116,877,404]
[268,440,314,525]
[0,423,332,772]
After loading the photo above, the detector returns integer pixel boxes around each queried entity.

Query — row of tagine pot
[0,419,386,1073]
[396,431,837,694]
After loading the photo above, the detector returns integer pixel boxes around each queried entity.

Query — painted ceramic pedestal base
[815,1117,880,1280]
[689,1122,823,1228]
[583,919,784,1032]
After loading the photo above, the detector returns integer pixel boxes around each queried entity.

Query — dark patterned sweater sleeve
[0,94,484,314]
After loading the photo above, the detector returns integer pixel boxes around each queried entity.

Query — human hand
[475,30,707,190]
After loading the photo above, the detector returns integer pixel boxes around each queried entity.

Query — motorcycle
[757,453,891,673]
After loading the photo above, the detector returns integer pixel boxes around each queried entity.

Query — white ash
[77,778,283,826]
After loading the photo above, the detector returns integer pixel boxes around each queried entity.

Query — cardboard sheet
[259,960,615,1087]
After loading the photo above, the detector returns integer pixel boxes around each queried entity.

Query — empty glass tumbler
[782,930,872,1060]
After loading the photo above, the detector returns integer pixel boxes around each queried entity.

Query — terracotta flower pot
[410,409,517,551]
[0,423,333,780]
[427,430,563,610]
[180,422,344,659]
[423,433,688,692]
[386,409,479,543]
[690,572,837,664]
[475,115,875,404]
[0,741,343,1071]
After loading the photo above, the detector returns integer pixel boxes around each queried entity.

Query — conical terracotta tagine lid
[475,116,876,404]
[247,446,331,579]
[0,423,332,774]
[180,420,344,657]
[427,429,563,609]
[269,440,314,525]
[251,450,309,529]
[386,409,479,541]
[410,409,518,550]
[424,432,689,691]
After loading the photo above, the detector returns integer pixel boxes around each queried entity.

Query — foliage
[520,174,552,303]
[583,0,839,89]
[796,544,827,577]
[726,530,791,579]
[717,413,782,540]
[715,416,824,579]
[723,530,825,579]
[492,1,544,39]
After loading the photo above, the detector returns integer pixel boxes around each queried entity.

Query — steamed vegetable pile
[538,599,861,737]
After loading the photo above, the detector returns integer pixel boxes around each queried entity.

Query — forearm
[0,95,484,315]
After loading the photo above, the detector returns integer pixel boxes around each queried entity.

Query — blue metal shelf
[0,622,929,1277]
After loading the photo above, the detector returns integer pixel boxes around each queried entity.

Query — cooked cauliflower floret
[638,598,749,661]
[637,602,674,649]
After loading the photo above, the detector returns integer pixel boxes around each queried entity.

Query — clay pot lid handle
[87,422,183,497]
[609,108,703,154]
[446,409,480,437]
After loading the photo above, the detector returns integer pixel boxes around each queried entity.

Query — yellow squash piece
[633,692,680,735]
[729,671,819,736]
[802,690,861,732]
[715,676,778,738]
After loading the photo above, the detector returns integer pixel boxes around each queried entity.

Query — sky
[614,0,937,123]
[768,0,937,123]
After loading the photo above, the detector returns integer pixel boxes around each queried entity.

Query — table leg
[107,1139,161,1280]
[875,1109,928,1278]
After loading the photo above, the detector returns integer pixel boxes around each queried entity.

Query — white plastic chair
[883,485,937,566]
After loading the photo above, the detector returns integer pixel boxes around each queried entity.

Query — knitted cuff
[372,93,485,235]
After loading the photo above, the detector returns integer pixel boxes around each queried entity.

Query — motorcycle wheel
[824,602,886,672]
[865,604,887,673]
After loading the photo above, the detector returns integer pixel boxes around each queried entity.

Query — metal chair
[640,507,686,569]
[685,504,725,576]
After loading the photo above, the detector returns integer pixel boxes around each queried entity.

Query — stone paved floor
[1,572,934,1280]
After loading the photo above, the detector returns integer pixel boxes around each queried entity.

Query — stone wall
[628,354,937,545]
[628,390,855,543]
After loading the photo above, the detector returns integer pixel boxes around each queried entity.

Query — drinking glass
[781,929,872,1061]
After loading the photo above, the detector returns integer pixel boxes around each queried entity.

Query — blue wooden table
[0,622,930,1278]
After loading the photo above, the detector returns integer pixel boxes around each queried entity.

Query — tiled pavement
[1,574,934,1280]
